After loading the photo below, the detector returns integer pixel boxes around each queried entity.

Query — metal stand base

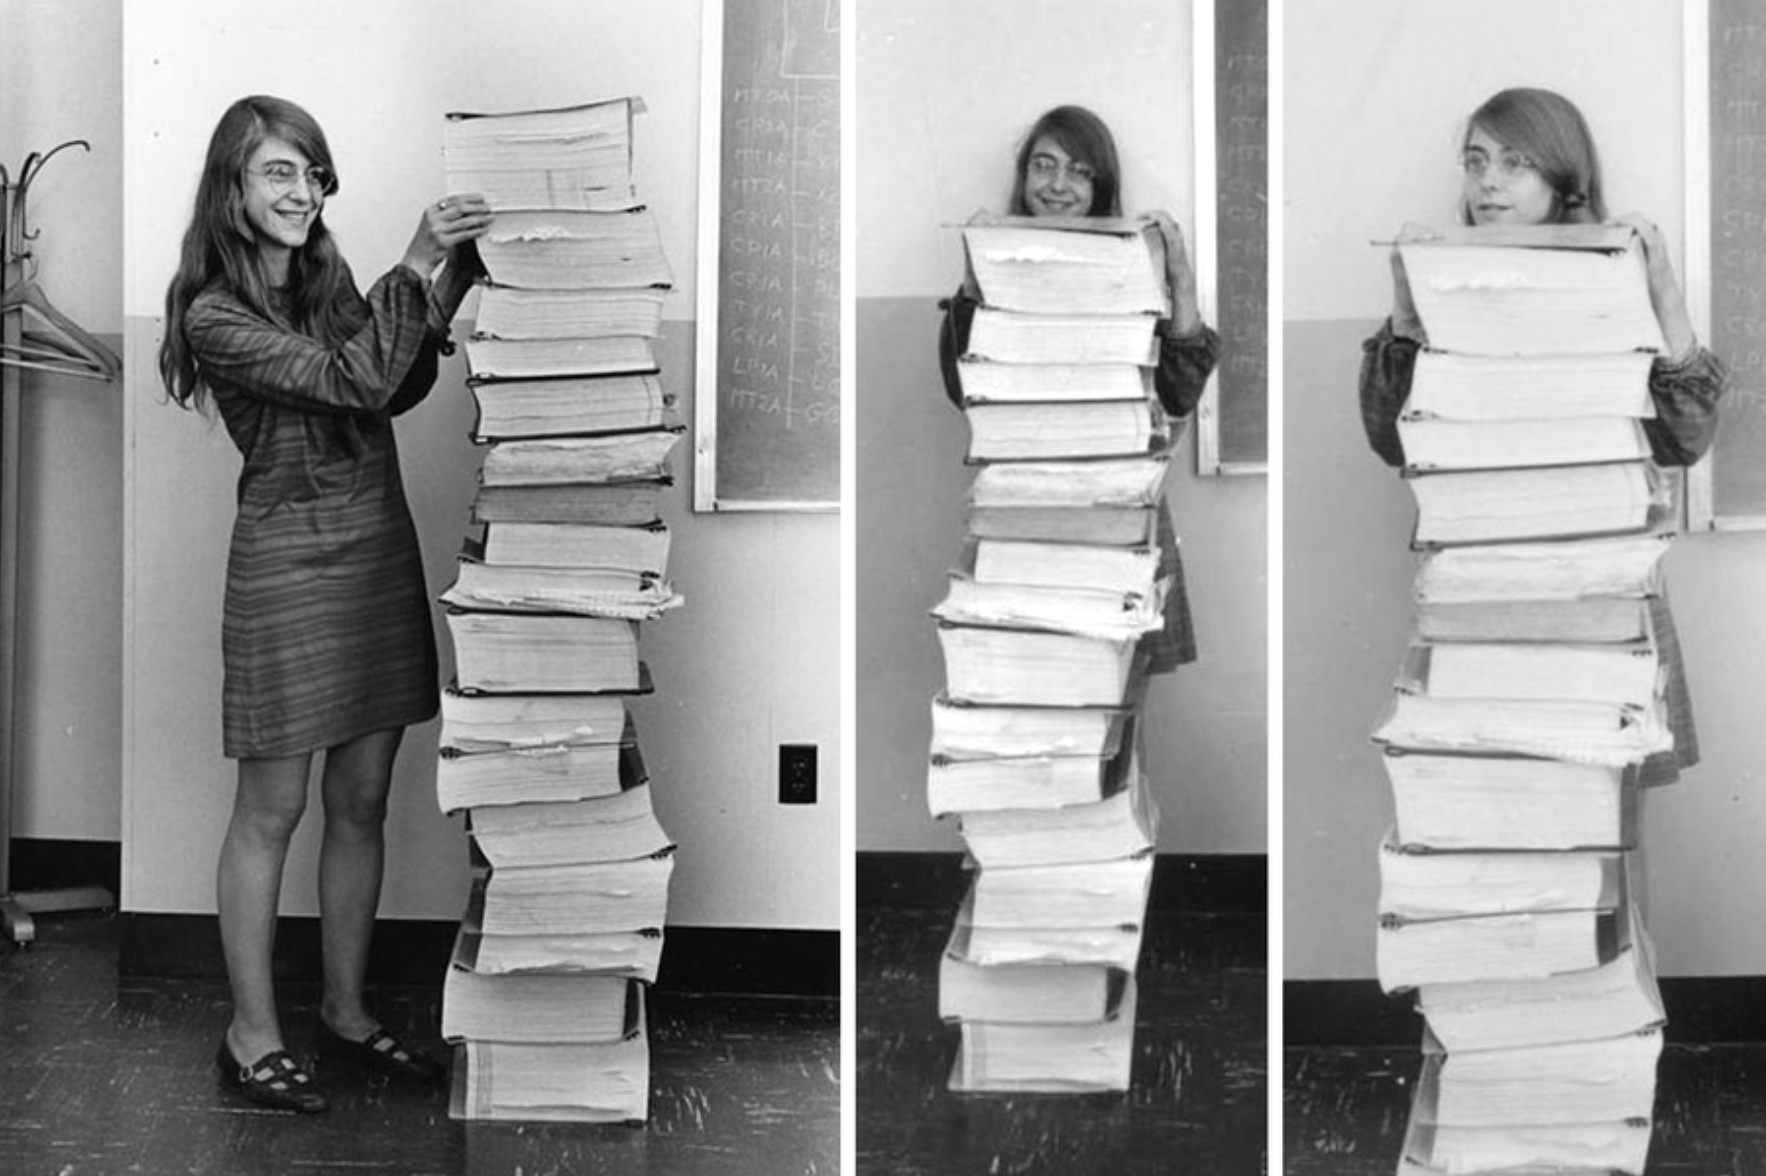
[1,894,32,945]
[1,886,114,946]
[0,159,119,955]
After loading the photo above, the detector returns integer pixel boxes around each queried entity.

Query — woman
[937,104,1220,670]
[160,95,492,1112]
[1360,86,1724,783]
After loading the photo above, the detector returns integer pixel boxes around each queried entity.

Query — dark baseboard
[1286,977,1766,1047]
[119,913,835,999]
[653,927,835,998]
[6,837,122,898]
[1282,979,1420,1047]
[857,850,1266,914]
[1656,976,1766,1042]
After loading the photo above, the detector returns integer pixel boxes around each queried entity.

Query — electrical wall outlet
[779,744,817,805]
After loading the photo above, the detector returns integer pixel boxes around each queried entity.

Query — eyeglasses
[245,162,337,197]
[1028,154,1097,185]
[1461,149,1537,182]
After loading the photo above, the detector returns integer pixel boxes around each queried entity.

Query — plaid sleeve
[1642,346,1726,467]
[1152,322,1221,419]
[188,266,438,416]
[1359,318,1417,468]
[937,290,978,410]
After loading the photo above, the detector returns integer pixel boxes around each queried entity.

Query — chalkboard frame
[1193,0,1268,478]
[693,0,841,513]
[1685,0,1717,529]
[1686,0,1766,531]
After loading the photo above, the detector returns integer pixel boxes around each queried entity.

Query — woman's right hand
[1389,247,1425,340]
[1389,222,1434,342]
[959,208,997,300]
[401,194,494,278]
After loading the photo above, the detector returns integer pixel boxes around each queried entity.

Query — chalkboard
[1198,0,1268,475]
[1703,0,1766,526]
[694,0,840,511]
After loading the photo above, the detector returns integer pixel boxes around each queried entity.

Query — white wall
[1284,0,1766,979]
[1,0,124,840]
[855,0,1269,854]
[121,0,839,929]
[123,0,704,320]
[857,0,1197,300]
[1285,0,1684,325]
[1,0,123,334]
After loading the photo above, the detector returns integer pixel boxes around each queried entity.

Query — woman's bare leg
[316,727,403,1039]
[218,752,313,1063]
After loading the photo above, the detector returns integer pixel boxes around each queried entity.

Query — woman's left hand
[1613,213,1697,361]
[1147,209,1204,337]
[429,194,494,248]
[402,194,494,278]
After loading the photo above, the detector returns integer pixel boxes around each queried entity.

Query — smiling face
[1022,136,1095,218]
[241,136,322,280]
[1461,124,1557,226]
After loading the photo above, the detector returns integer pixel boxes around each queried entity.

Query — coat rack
[1,140,122,946]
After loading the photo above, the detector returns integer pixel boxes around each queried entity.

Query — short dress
[1360,319,1726,783]
[939,289,1222,671]
[185,264,449,758]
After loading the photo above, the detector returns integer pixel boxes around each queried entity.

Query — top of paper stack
[1395,223,1666,357]
[444,96,646,212]
[962,217,1171,317]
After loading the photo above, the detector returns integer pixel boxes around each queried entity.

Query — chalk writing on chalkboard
[1706,0,1766,524]
[1200,0,1268,474]
[696,0,841,510]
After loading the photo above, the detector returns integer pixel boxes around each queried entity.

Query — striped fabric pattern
[1639,589,1696,787]
[1141,500,1197,672]
[188,265,445,758]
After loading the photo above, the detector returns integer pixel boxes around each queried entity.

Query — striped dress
[186,264,446,758]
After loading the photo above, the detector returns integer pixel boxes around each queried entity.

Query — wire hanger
[0,273,121,381]
[0,141,119,383]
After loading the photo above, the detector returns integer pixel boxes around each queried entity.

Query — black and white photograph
[1285,1,1766,1171]
[54,0,1766,1172]
[2,1,837,1172]
[856,1,1268,1172]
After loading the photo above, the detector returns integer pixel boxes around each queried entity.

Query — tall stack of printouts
[432,97,682,1124]
[931,217,1178,1093]
[1368,225,1676,1175]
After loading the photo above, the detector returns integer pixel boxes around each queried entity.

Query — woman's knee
[323,778,390,831]
[233,758,312,841]
[321,731,401,830]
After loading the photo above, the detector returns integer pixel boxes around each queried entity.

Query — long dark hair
[160,95,350,410]
[1008,105,1124,218]
[1460,88,1606,226]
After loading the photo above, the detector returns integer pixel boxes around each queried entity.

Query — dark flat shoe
[316,1021,447,1085]
[216,1039,329,1113]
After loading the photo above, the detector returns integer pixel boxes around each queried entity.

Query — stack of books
[1369,225,1672,1175]
[434,96,680,1124]
[931,217,1176,1094]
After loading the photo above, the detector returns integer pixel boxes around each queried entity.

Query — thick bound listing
[436,94,682,1125]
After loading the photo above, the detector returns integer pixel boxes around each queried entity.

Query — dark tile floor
[0,913,838,1176]
[1283,1043,1766,1174]
[857,902,1268,1176]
